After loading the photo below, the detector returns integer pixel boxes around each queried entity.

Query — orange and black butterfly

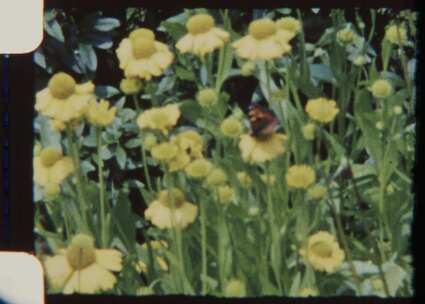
[248,104,280,139]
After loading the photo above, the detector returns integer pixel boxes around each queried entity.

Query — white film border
[0,0,43,54]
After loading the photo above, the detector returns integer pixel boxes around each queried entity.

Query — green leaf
[381,39,393,72]
[111,191,138,251]
[125,138,143,149]
[175,66,196,82]
[180,100,202,123]
[44,18,64,42]
[322,129,346,158]
[116,146,127,169]
[95,85,120,98]
[310,63,337,84]
[288,272,301,296]
[78,43,97,72]
[93,17,121,31]
[100,146,113,160]
[35,115,61,149]
[383,261,408,296]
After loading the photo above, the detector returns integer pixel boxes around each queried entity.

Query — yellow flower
[307,185,327,200]
[233,19,291,60]
[35,72,95,125]
[240,61,256,76]
[305,98,339,123]
[336,27,356,44]
[302,123,316,140]
[44,234,122,294]
[299,231,345,273]
[239,133,287,163]
[144,189,198,229]
[275,17,301,34]
[143,134,158,150]
[286,165,316,189]
[44,182,61,199]
[135,241,169,273]
[205,168,228,186]
[216,185,235,203]
[116,28,173,80]
[168,152,191,173]
[85,99,117,127]
[120,78,142,95]
[224,279,247,297]
[150,142,179,161]
[299,287,319,297]
[385,24,407,45]
[370,79,393,99]
[237,171,252,188]
[220,117,243,138]
[393,105,403,115]
[260,174,276,185]
[375,121,385,130]
[176,13,230,57]
[185,158,213,178]
[137,104,180,135]
[353,55,367,66]
[173,130,204,159]
[197,88,218,107]
[34,147,74,188]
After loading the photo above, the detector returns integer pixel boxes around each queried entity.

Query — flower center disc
[311,241,333,258]
[130,28,155,41]
[159,189,185,208]
[249,19,276,40]
[132,37,157,59]
[66,235,96,270]
[40,148,62,167]
[48,72,77,99]
[186,14,214,35]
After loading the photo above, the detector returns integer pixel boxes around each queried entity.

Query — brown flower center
[159,189,185,208]
[40,147,62,167]
[311,241,333,258]
[186,14,215,35]
[132,37,157,59]
[66,234,96,270]
[249,19,277,40]
[48,72,76,99]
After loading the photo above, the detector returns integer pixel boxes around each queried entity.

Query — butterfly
[248,103,280,139]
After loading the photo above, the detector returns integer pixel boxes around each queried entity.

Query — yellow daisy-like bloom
[237,171,253,188]
[216,185,235,203]
[305,98,339,123]
[385,24,407,45]
[307,184,327,200]
[299,287,319,297]
[240,61,256,76]
[35,72,95,125]
[185,158,213,178]
[135,241,169,273]
[239,133,287,163]
[44,234,122,294]
[220,117,243,138]
[233,19,291,60]
[116,28,173,80]
[276,17,301,34]
[370,79,393,99]
[299,231,345,273]
[224,279,247,297]
[260,174,276,185]
[85,99,117,127]
[286,164,316,189]
[34,147,74,189]
[176,13,230,57]
[205,168,228,186]
[173,130,204,158]
[336,28,356,44]
[150,142,179,161]
[302,123,316,140]
[120,78,143,95]
[144,188,198,229]
[196,88,218,107]
[137,104,180,135]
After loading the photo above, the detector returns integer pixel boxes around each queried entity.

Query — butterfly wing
[249,104,280,138]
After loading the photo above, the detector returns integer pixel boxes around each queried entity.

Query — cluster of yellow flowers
[36,72,117,131]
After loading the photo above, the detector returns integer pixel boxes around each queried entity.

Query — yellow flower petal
[95,249,123,272]
[239,133,287,163]
[44,254,73,290]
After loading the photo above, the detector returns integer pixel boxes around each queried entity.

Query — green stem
[141,145,153,192]
[200,198,208,295]
[66,126,90,232]
[398,47,414,113]
[265,164,283,294]
[96,127,108,247]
